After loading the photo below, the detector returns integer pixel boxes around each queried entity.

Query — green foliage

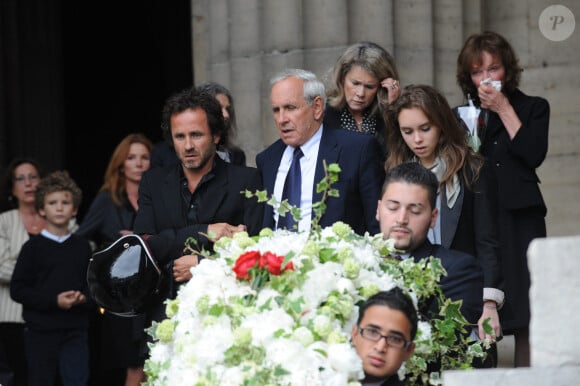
[221,346,295,385]
[224,344,266,367]
[402,264,487,386]
[374,256,487,385]
[311,161,341,232]
[481,317,494,337]
[183,235,214,259]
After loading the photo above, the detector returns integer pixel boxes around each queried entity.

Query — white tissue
[481,77,502,91]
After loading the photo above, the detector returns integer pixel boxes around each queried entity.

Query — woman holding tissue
[385,85,502,368]
[455,31,550,367]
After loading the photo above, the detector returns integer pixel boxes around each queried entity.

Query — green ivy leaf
[482,317,494,336]
[318,248,336,263]
[328,188,340,197]
[327,163,341,173]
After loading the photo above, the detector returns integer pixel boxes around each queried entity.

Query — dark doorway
[1,0,192,218]
[62,1,193,219]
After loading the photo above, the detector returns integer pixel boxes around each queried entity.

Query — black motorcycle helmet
[87,234,163,317]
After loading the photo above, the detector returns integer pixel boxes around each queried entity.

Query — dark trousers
[0,322,27,386]
[25,328,89,386]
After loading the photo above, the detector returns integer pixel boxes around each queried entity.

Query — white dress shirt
[273,126,323,232]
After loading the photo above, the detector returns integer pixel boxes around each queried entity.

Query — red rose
[232,251,261,279]
[259,252,293,276]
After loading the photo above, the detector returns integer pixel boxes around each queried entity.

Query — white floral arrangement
[143,222,484,386]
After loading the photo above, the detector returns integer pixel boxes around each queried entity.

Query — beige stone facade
[190,0,580,237]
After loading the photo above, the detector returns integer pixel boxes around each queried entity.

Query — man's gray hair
[270,68,327,107]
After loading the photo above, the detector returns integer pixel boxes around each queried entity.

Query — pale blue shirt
[41,229,72,243]
[273,125,323,232]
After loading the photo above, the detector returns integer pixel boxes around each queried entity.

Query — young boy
[10,171,92,386]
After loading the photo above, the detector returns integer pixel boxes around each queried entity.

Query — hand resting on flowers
[173,254,199,282]
[174,223,247,282]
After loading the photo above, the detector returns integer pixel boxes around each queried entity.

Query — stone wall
[190,0,580,237]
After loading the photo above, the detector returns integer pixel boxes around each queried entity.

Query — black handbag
[87,234,163,317]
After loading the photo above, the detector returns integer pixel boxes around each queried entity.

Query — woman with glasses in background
[0,158,45,386]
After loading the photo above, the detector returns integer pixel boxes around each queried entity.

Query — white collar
[41,229,72,243]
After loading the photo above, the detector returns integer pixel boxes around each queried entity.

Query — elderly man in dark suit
[257,69,384,235]
[376,162,483,325]
[134,87,263,303]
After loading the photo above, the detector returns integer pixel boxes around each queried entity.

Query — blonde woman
[325,41,400,154]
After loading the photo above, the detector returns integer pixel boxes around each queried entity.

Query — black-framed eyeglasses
[358,327,411,349]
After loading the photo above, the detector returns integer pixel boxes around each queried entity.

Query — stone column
[484,0,529,64]
[529,236,580,366]
[191,0,209,83]
[303,0,348,75]
[462,0,483,37]
[434,0,465,105]
[228,0,263,165]
[349,0,395,53]
[208,0,230,84]
[394,0,434,85]
[261,0,305,148]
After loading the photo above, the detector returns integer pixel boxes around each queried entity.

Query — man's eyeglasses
[358,327,411,349]
[14,175,39,184]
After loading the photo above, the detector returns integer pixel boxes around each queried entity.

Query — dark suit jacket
[133,157,264,266]
[377,376,404,386]
[440,161,501,290]
[256,126,384,235]
[76,191,136,249]
[457,89,549,211]
[380,376,404,386]
[221,146,246,166]
[411,240,483,325]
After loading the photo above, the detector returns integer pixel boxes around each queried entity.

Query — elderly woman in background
[454,31,550,367]
[77,133,152,386]
[324,41,400,154]
[0,158,46,386]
